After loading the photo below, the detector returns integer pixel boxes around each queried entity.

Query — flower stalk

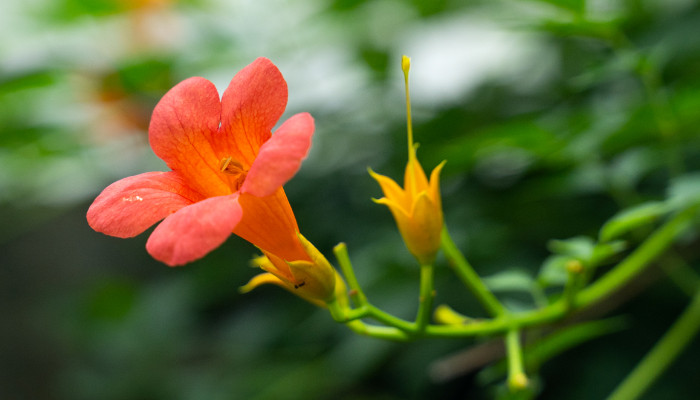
[328,204,697,340]
[441,227,507,317]
[506,328,529,392]
[370,55,445,266]
[414,263,435,332]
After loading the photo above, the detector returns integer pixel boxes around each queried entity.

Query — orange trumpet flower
[87,57,336,301]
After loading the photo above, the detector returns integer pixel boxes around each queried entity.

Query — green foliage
[599,201,669,242]
[2,0,700,399]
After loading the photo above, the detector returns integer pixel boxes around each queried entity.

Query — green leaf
[590,240,627,265]
[538,18,619,40]
[529,0,585,13]
[667,173,700,210]
[537,255,571,287]
[483,270,535,293]
[543,237,627,278]
[547,236,595,260]
[599,201,669,242]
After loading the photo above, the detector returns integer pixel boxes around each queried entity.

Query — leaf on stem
[599,201,669,242]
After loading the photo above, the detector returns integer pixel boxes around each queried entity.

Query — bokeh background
[2,0,699,399]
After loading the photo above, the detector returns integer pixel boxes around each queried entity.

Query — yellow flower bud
[370,55,445,265]
[370,158,445,265]
[240,232,342,306]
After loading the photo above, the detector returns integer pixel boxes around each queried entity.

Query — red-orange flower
[87,58,315,272]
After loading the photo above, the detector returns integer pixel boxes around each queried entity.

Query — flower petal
[234,189,308,262]
[217,57,288,166]
[241,112,314,197]
[428,160,446,204]
[390,192,442,265]
[148,76,229,197]
[146,193,242,266]
[87,171,203,238]
[404,157,430,196]
[240,272,288,293]
[369,168,409,211]
[285,232,337,301]
[250,253,294,283]
[409,192,443,257]
[240,272,326,308]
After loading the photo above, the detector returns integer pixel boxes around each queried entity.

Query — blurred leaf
[43,0,200,21]
[529,0,586,13]
[409,0,450,17]
[114,57,176,97]
[436,118,565,174]
[537,255,570,287]
[548,236,595,260]
[590,240,627,266]
[0,71,63,149]
[328,0,368,11]
[568,48,640,91]
[0,70,57,93]
[599,201,669,242]
[483,269,536,293]
[46,0,131,20]
[538,18,621,40]
[667,173,700,210]
[606,147,666,192]
[671,83,700,133]
[546,236,626,272]
[359,45,390,81]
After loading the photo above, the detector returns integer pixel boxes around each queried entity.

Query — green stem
[441,227,507,317]
[345,320,412,341]
[332,242,423,333]
[334,243,368,305]
[428,206,697,338]
[506,328,528,392]
[366,305,416,332]
[576,206,698,308]
[414,264,435,332]
[563,261,584,312]
[332,206,696,340]
[607,287,700,400]
[425,303,565,337]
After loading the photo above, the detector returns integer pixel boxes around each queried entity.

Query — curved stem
[366,305,416,332]
[506,328,528,392]
[332,206,697,340]
[575,205,698,309]
[414,264,435,332]
[334,243,368,305]
[345,320,412,341]
[563,260,585,312]
[441,227,507,317]
[428,206,698,337]
[332,242,426,333]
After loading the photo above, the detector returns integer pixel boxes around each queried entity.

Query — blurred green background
[2,0,699,399]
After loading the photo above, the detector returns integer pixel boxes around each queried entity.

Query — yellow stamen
[219,156,248,190]
[219,156,245,175]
